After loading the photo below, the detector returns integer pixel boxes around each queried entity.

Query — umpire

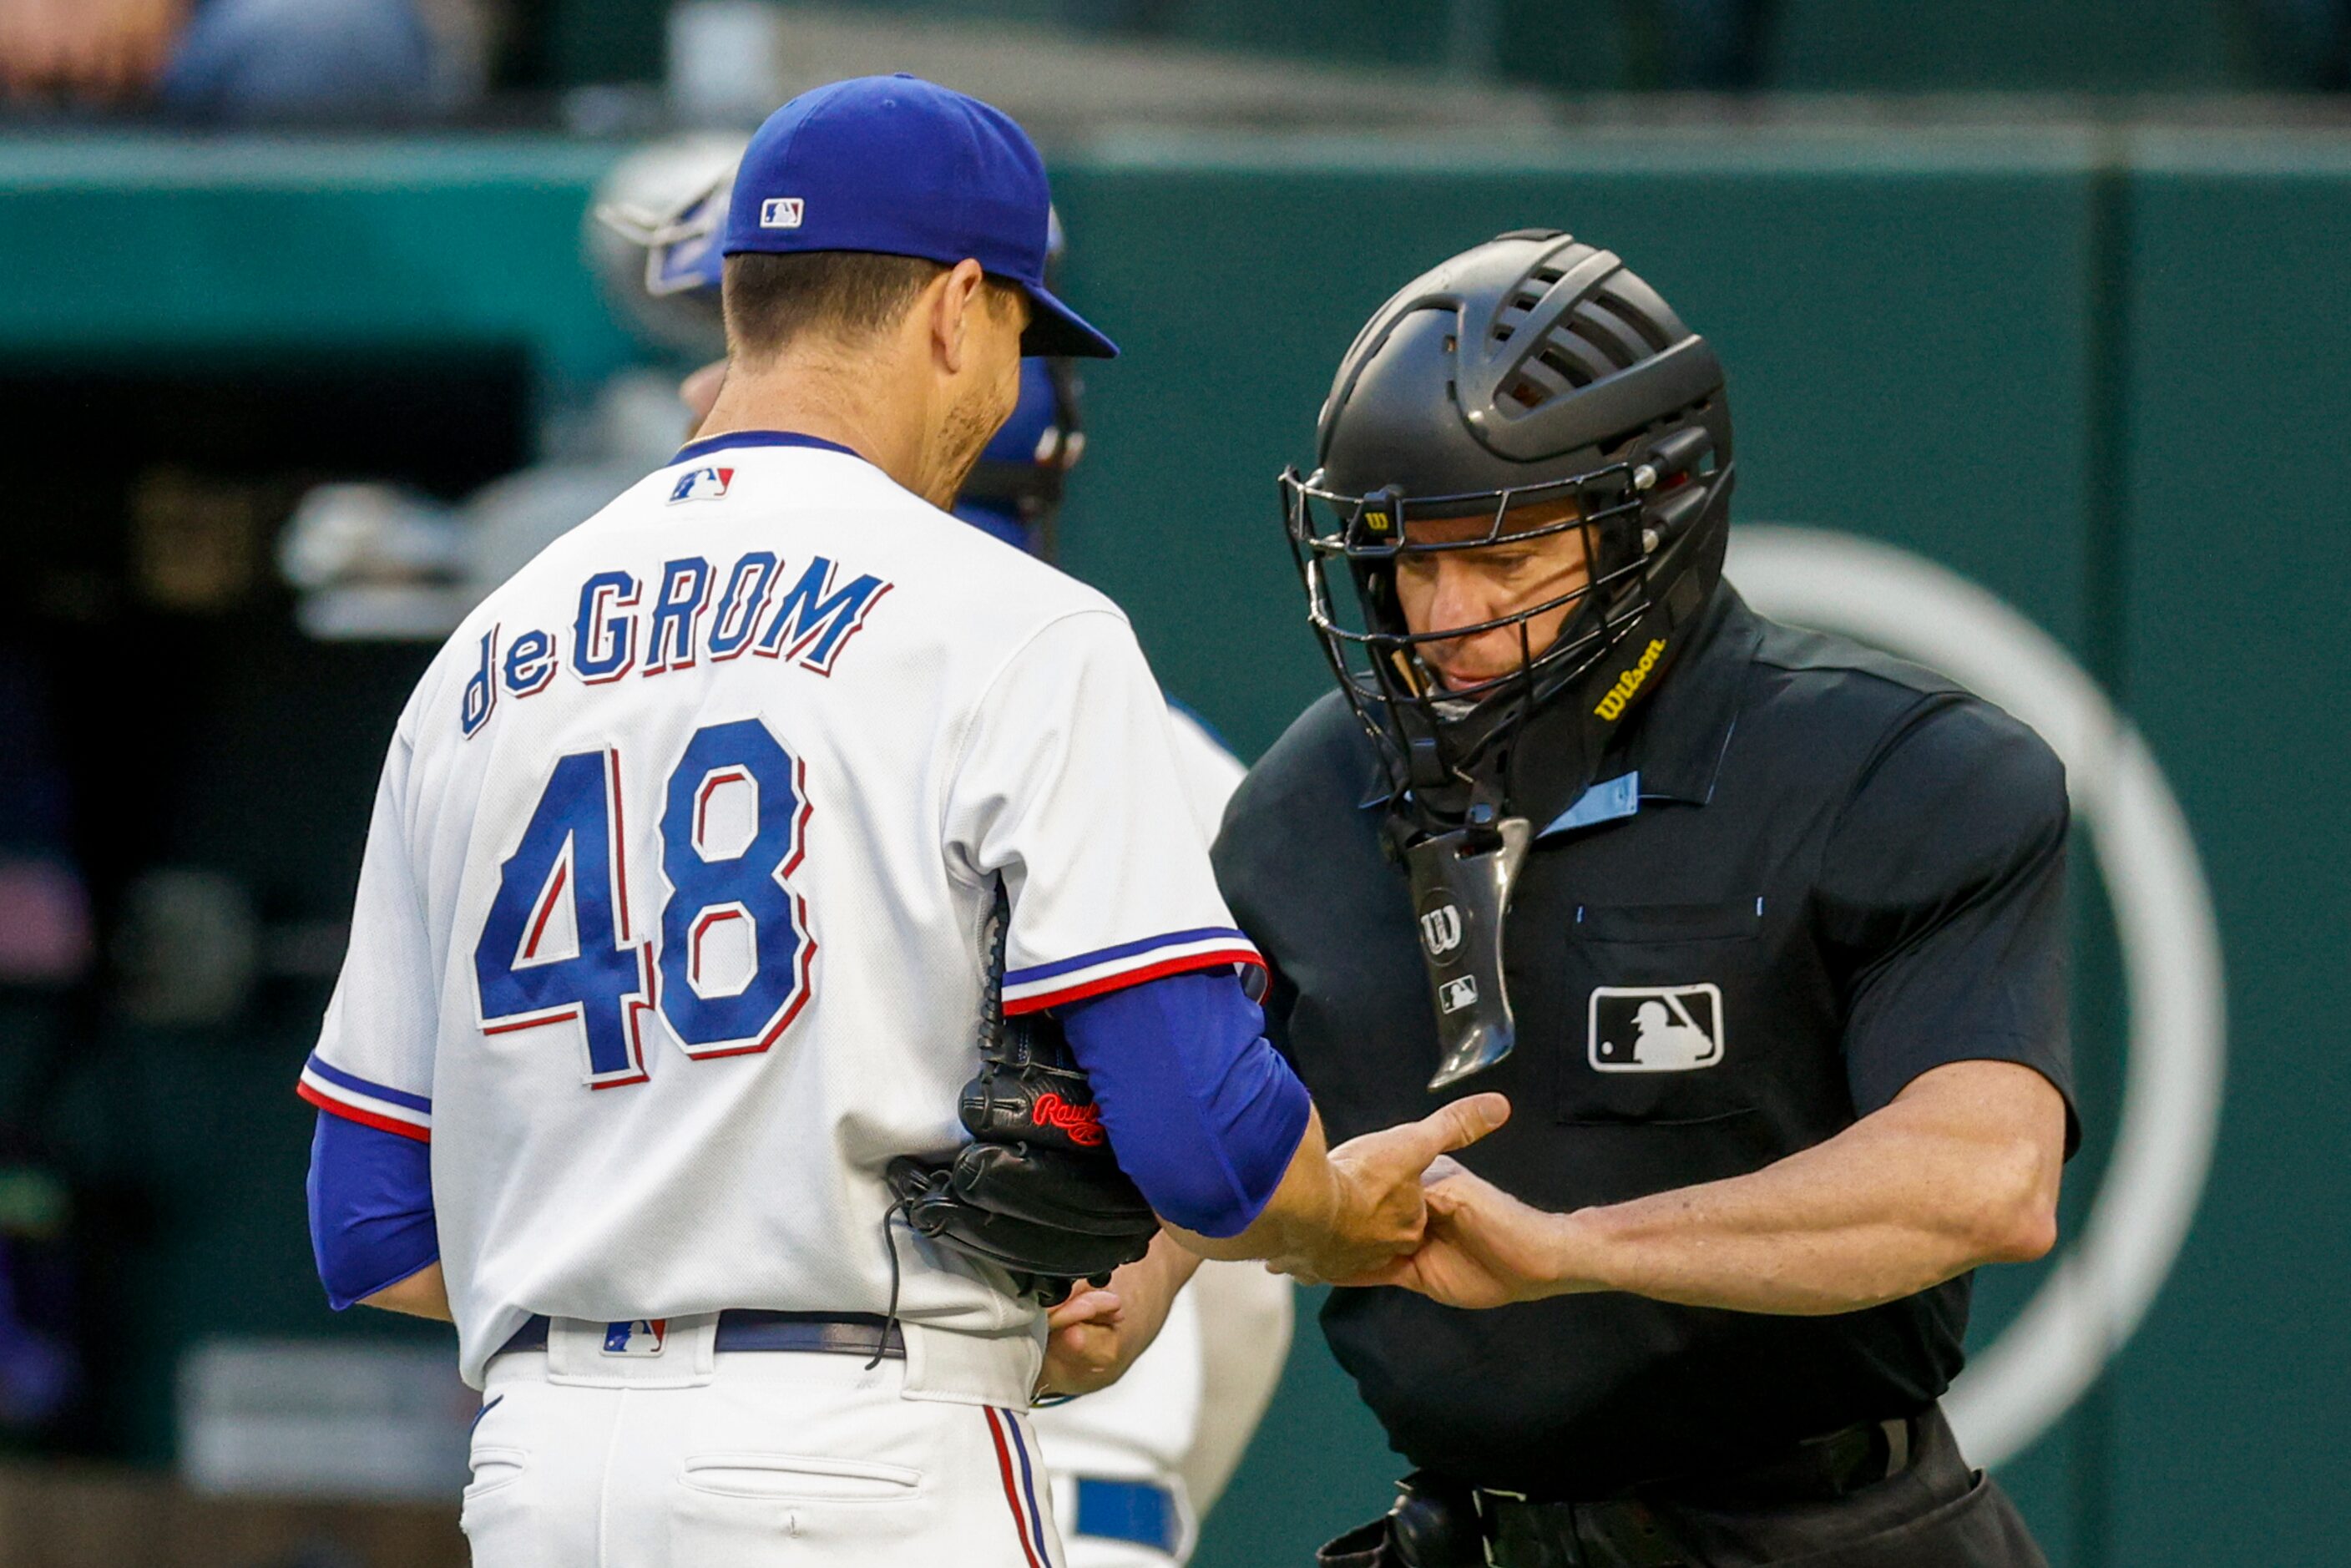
[1212,230,2075,1566]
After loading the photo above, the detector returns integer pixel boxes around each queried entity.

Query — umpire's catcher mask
[1280,230,1733,1087]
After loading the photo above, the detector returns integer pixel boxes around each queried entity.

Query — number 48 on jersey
[472,717,816,1088]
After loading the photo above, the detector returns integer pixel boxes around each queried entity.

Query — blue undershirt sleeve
[306,1110,439,1312]
[1057,967,1313,1238]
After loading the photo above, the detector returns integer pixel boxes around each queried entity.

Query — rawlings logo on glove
[1031,1090,1105,1146]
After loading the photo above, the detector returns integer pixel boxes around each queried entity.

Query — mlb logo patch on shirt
[603,1318,669,1357]
[670,467,734,503]
[1589,984,1724,1072]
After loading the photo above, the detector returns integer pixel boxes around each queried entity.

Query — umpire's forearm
[1546,1063,2064,1313]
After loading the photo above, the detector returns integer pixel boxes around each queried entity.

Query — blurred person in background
[0,0,488,123]
[0,653,92,993]
[0,1155,81,1441]
[0,657,94,1450]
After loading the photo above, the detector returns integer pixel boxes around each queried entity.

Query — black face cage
[1281,457,1666,811]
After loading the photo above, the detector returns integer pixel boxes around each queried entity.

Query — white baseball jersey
[299,432,1262,1399]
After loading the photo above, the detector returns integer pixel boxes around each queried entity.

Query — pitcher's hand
[1039,1285,1125,1399]
[1276,1093,1510,1284]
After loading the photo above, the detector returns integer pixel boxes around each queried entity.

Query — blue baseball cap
[722,74,1115,360]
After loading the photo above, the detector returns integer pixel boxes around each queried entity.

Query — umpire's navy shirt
[1212,583,2075,1496]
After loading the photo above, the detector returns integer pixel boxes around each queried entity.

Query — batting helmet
[585,133,745,361]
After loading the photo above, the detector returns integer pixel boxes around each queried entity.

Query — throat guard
[1401,813,1533,1089]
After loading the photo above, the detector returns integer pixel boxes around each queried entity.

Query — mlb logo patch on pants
[604,1318,669,1356]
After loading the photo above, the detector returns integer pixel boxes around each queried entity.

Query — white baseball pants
[462,1328,1065,1567]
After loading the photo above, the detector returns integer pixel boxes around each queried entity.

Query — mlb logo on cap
[723,73,1116,359]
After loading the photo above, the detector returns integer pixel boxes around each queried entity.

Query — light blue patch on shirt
[1540,771,1641,838]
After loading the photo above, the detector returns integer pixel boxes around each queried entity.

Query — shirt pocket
[1556,898,1764,1125]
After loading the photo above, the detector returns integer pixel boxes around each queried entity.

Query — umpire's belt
[1472,1414,1919,1566]
[497,1310,904,1361]
[1071,1475,1185,1556]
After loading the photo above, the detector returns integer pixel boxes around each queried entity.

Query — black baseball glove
[888,889,1160,1306]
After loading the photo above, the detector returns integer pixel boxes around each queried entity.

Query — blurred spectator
[0,654,89,990]
[0,1164,79,1437]
[0,0,493,124]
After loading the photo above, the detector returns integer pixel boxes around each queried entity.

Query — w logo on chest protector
[1418,898,1464,958]
[1589,984,1724,1072]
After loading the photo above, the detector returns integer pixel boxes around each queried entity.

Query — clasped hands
[1278,1094,1577,1309]
[1044,1093,1579,1397]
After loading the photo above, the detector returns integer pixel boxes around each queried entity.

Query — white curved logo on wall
[1728,527,2227,1469]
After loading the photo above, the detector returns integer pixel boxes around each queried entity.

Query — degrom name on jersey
[298,432,1261,1399]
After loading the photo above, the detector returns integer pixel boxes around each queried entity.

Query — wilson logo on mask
[1595,638,1669,721]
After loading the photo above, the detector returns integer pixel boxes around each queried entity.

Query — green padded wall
[0,138,636,387]
[2106,129,2351,1568]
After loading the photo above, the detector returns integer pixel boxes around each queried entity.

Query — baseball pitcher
[298,74,1504,1568]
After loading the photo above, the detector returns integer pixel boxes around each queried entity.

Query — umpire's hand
[1272,1094,1513,1286]
[1329,1159,1564,1307]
